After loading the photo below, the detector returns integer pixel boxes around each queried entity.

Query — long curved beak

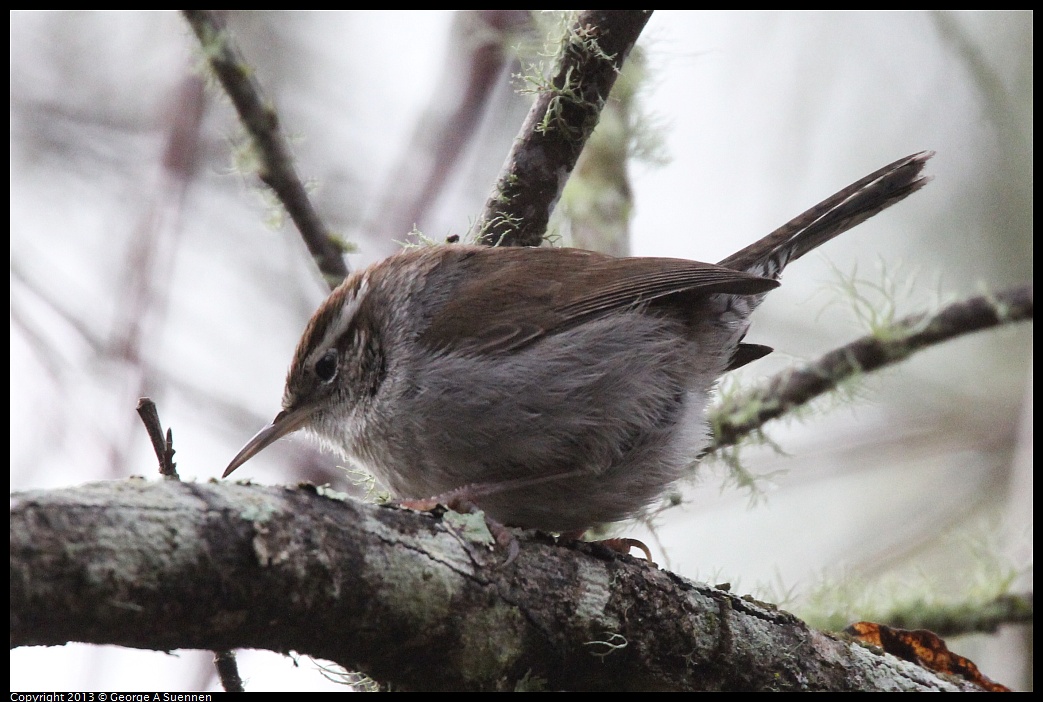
[223,404,315,478]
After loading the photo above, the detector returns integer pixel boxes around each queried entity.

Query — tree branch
[708,284,1034,452]
[11,480,982,691]
[135,397,179,479]
[879,592,1034,638]
[368,10,532,252]
[472,10,653,247]
[181,9,349,287]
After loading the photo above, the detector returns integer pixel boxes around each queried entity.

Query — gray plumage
[228,152,932,533]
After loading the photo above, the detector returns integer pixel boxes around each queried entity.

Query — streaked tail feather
[718,151,933,279]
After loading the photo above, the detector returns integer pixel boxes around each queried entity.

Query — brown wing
[418,246,778,356]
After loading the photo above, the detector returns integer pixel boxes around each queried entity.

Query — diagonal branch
[182,9,349,287]
[368,10,533,251]
[708,284,1034,452]
[472,10,653,247]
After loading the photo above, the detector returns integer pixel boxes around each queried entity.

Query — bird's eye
[315,349,339,383]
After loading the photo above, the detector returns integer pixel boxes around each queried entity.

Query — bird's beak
[223,404,315,478]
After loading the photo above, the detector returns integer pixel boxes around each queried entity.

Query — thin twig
[708,284,1034,452]
[214,649,244,693]
[181,10,349,288]
[135,397,179,479]
[472,10,653,247]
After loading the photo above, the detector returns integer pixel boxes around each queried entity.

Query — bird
[224,151,932,537]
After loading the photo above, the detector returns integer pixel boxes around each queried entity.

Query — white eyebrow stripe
[313,275,369,363]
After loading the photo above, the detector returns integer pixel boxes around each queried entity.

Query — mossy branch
[10,480,984,691]
[472,10,653,247]
[708,284,1033,452]
[182,9,349,288]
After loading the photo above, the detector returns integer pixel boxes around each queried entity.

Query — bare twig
[135,397,178,479]
[214,649,244,693]
[181,9,349,288]
[708,284,1034,452]
[472,10,653,247]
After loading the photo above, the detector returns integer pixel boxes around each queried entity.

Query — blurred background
[10,11,1032,691]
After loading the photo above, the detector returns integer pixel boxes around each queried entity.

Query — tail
[718,151,933,278]
[715,151,932,373]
